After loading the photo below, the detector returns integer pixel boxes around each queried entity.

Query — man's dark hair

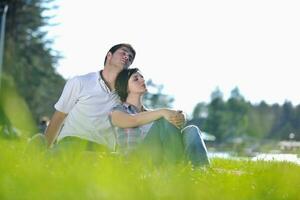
[115,68,139,102]
[104,43,136,65]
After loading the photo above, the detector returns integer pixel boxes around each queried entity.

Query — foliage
[191,87,300,143]
[0,74,37,138]
[1,0,65,122]
[143,79,174,109]
[0,138,299,200]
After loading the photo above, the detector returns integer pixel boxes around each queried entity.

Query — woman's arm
[111,109,179,128]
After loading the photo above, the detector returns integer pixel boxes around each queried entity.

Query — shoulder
[66,72,98,86]
[76,72,98,82]
[81,71,98,79]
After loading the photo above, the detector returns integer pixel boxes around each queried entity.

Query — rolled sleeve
[111,104,127,113]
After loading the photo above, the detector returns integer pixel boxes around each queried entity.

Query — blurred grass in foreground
[0,137,300,200]
[0,74,37,138]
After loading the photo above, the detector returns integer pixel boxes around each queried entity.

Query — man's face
[109,47,134,69]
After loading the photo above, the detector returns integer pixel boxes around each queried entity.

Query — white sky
[46,0,300,116]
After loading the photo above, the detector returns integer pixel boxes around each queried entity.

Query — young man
[45,43,185,151]
[44,44,136,150]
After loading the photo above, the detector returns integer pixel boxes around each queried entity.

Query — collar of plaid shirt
[122,102,147,114]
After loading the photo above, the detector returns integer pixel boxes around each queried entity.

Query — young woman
[110,68,209,166]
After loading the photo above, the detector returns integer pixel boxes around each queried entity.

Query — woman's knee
[158,118,179,130]
[182,125,200,136]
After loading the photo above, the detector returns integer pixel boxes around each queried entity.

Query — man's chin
[122,64,129,69]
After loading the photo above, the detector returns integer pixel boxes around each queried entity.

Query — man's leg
[181,125,210,166]
[53,136,109,156]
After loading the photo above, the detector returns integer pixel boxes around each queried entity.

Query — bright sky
[46,0,300,116]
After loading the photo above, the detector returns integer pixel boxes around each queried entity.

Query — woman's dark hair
[115,68,139,102]
[104,43,136,65]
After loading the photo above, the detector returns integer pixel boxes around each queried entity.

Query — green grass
[0,138,300,200]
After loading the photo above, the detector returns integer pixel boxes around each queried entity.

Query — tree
[143,79,174,109]
[192,102,208,119]
[1,0,65,123]
[230,87,244,101]
[271,101,296,140]
[210,86,223,101]
[226,88,249,138]
[246,101,275,138]
[203,89,227,143]
[292,105,300,140]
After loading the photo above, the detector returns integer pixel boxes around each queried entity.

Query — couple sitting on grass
[44,43,209,167]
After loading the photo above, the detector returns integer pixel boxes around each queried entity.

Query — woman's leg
[181,125,210,166]
[140,118,184,164]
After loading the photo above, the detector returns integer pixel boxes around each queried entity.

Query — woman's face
[127,72,147,95]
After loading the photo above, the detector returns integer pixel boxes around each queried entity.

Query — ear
[127,85,131,94]
[106,52,113,62]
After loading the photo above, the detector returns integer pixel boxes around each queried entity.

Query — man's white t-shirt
[55,71,120,150]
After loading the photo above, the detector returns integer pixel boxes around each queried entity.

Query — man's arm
[44,111,67,147]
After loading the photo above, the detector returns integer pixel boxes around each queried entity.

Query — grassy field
[0,138,299,200]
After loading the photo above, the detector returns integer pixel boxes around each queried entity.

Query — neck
[101,66,122,90]
[126,94,144,112]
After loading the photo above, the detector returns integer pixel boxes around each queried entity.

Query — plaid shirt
[111,103,153,154]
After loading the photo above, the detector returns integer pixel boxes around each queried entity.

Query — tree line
[190,87,300,143]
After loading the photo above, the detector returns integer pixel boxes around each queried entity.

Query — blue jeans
[181,125,210,166]
[139,118,210,166]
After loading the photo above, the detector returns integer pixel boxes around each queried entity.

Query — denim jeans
[181,125,210,166]
[139,118,210,166]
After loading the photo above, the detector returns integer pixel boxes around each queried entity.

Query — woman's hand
[160,109,186,129]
